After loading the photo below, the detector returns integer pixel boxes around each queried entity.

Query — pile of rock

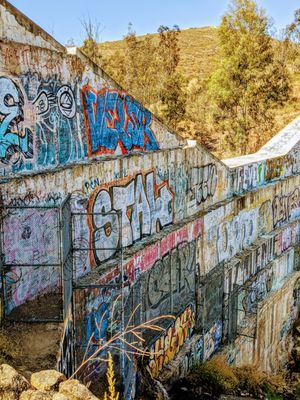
[0,364,100,400]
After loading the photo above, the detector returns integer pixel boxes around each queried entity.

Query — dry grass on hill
[99,27,220,81]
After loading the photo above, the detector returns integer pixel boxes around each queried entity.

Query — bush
[233,365,265,396]
[190,356,238,395]
[233,365,288,398]
[188,357,289,398]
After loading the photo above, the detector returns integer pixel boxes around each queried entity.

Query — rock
[19,390,52,399]
[59,379,99,400]
[31,370,66,392]
[0,392,18,400]
[0,364,30,398]
[240,391,251,397]
[52,394,69,400]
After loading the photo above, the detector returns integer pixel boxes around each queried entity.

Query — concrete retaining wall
[1,1,300,398]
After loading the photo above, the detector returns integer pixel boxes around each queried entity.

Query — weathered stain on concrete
[1,2,300,399]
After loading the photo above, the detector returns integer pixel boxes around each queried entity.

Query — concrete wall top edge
[0,0,65,52]
[223,115,300,168]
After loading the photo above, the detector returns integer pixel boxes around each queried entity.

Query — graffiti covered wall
[149,305,196,377]
[0,37,183,177]
[73,217,202,354]
[1,2,300,398]
[231,273,300,371]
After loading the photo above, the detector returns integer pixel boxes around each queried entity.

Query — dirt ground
[7,292,63,322]
[0,292,64,377]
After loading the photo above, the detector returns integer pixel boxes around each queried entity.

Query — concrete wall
[231,273,300,370]
[0,5,182,178]
[1,2,300,398]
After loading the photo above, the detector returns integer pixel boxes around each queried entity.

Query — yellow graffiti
[149,305,195,377]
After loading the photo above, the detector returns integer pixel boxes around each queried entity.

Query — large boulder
[59,379,99,400]
[0,364,30,399]
[30,370,66,392]
[19,390,52,399]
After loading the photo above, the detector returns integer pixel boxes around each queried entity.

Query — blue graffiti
[32,80,82,168]
[82,86,159,155]
[0,77,33,164]
[85,302,110,346]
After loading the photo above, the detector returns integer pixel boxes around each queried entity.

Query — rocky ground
[0,364,101,400]
[2,317,300,399]
[0,321,62,379]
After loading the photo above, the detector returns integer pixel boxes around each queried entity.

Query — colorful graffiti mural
[0,73,82,172]
[3,208,60,265]
[230,149,300,195]
[216,207,259,264]
[73,218,202,385]
[178,335,204,378]
[0,76,33,164]
[87,171,174,263]
[0,72,163,176]
[82,87,159,156]
[149,305,195,377]
[4,265,60,314]
[187,163,217,206]
[202,270,223,331]
[58,308,75,377]
[145,240,197,320]
[272,188,300,228]
[2,208,61,312]
[32,79,81,169]
[224,221,300,299]
[203,319,222,360]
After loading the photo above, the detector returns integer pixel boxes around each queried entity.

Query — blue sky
[9,0,300,45]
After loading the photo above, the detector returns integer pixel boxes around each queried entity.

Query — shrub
[233,365,288,398]
[190,356,238,395]
[189,357,288,398]
[233,365,266,396]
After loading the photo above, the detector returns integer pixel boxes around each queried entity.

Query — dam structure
[1,0,300,397]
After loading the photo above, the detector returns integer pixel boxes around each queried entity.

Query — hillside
[98,27,300,157]
[99,26,220,82]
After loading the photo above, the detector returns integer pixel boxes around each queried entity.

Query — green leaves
[207,0,291,156]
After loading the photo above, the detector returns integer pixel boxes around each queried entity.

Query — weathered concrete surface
[0,1,300,399]
[230,272,300,371]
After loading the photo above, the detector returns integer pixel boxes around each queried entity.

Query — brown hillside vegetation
[96,25,300,158]
[99,27,220,82]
